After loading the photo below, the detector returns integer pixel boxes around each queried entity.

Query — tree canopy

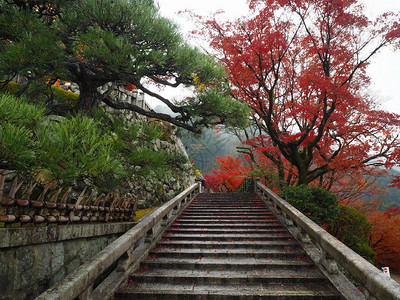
[0,0,249,133]
[197,0,400,186]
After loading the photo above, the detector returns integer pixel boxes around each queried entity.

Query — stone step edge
[117,285,339,297]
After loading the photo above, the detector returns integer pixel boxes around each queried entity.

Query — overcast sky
[155,0,400,114]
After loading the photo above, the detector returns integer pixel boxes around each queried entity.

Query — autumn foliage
[194,0,400,187]
[368,207,400,271]
[204,156,250,192]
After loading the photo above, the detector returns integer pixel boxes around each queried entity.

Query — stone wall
[127,135,196,209]
[98,83,150,123]
[0,223,134,300]
[98,83,197,208]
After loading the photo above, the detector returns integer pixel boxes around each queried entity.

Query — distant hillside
[181,128,242,174]
[374,169,400,210]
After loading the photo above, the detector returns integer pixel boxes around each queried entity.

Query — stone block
[16,247,36,292]
[49,243,65,276]
[0,248,16,294]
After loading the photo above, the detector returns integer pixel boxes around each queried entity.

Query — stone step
[173,221,280,226]
[141,256,315,271]
[130,268,327,285]
[157,240,299,249]
[179,214,271,218]
[181,211,272,216]
[185,208,269,211]
[149,247,306,259]
[162,233,293,241]
[166,227,288,234]
[174,219,281,224]
[193,201,261,203]
[170,223,284,229]
[176,218,279,224]
[116,282,340,299]
[188,203,265,207]
[188,207,266,210]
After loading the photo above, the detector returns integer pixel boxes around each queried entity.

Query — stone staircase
[115,193,341,299]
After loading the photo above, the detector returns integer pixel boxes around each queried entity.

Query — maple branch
[342,40,387,86]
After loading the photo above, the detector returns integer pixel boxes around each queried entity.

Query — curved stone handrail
[256,182,400,300]
[35,183,201,300]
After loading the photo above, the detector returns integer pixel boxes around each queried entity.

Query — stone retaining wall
[0,223,134,300]
[97,83,197,208]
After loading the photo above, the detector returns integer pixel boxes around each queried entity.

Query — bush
[0,94,124,186]
[36,114,124,185]
[51,85,79,106]
[0,123,35,170]
[0,80,79,106]
[280,185,339,225]
[327,205,376,263]
[0,80,20,94]
[0,92,189,189]
[0,92,46,128]
[93,109,189,179]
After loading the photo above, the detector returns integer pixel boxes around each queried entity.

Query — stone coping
[0,222,135,249]
[256,182,400,300]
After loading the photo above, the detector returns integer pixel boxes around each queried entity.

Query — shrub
[51,85,79,106]
[36,114,124,185]
[280,185,339,225]
[327,205,376,263]
[0,80,20,94]
[0,80,79,106]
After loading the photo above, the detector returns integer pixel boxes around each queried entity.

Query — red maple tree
[368,207,400,272]
[204,156,251,192]
[196,0,400,186]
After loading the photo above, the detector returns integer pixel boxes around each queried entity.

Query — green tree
[93,109,189,180]
[0,93,123,185]
[0,0,248,133]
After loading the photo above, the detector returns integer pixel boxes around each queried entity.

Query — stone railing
[99,83,151,123]
[35,182,202,300]
[234,177,255,193]
[255,181,400,300]
[0,171,138,226]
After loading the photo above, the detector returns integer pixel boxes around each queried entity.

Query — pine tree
[0,0,248,133]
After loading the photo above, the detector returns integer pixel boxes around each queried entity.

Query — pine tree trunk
[75,81,100,112]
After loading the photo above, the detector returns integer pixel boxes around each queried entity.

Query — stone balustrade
[35,182,201,300]
[99,83,151,122]
[255,181,400,300]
